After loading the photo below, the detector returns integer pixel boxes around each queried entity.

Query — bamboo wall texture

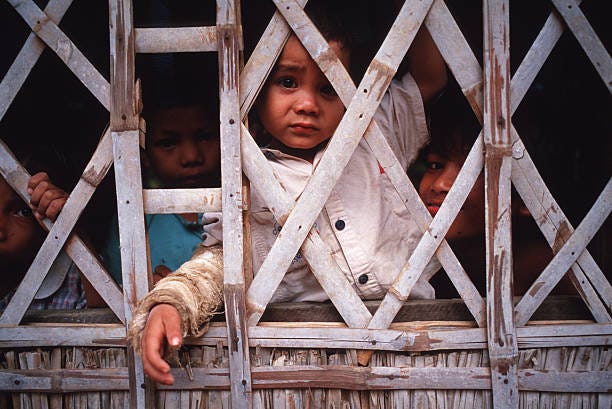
[0,0,610,408]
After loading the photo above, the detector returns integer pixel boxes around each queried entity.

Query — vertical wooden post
[483,0,518,407]
[217,0,252,408]
[108,0,152,407]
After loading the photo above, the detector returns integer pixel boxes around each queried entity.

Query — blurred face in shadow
[418,138,485,241]
[0,177,45,294]
[146,105,221,188]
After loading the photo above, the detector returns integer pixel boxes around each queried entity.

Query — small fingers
[141,304,182,385]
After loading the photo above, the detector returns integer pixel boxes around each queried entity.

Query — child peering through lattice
[129,1,447,385]
[1,148,102,309]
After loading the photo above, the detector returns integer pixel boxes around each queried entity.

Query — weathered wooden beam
[217,0,252,407]
[135,27,217,53]
[109,0,150,406]
[143,188,222,214]
[0,325,126,347]
[483,1,518,407]
[2,366,609,393]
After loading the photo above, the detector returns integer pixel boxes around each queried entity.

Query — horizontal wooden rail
[1,367,609,393]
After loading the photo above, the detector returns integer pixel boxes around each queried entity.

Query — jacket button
[358,274,368,284]
[335,219,345,230]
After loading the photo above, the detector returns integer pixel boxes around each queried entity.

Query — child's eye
[15,207,33,218]
[425,161,444,171]
[154,138,178,149]
[321,84,338,97]
[278,77,297,89]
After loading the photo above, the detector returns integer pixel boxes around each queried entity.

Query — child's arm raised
[406,24,447,103]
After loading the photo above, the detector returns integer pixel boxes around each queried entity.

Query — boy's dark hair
[305,0,354,55]
[138,53,219,135]
[425,89,481,157]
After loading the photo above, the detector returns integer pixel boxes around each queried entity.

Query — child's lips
[426,204,440,217]
[290,123,317,134]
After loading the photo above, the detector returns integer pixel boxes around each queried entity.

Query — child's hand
[27,172,68,222]
[153,265,172,284]
[141,303,182,385]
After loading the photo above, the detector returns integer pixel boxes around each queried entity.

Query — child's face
[146,105,221,188]
[257,35,348,157]
[418,147,485,240]
[0,177,45,268]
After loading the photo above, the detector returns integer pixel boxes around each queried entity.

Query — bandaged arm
[128,244,224,351]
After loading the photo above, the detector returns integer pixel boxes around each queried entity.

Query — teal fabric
[102,213,203,285]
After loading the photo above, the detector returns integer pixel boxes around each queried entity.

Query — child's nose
[432,167,458,193]
[294,90,319,115]
[179,140,204,166]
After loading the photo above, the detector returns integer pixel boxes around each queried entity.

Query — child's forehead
[279,35,350,70]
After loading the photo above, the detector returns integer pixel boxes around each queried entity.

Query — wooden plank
[183,322,612,351]
[143,188,222,214]
[217,1,252,407]
[12,296,593,324]
[0,0,74,121]
[0,137,124,324]
[6,0,110,110]
[550,0,612,93]
[3,365,607,393]
[514,180,612,325]
[109,0,138,130]
[482,1,518,408]
[135,27,217,53]
[0,325,126,347]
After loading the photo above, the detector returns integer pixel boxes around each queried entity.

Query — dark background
[0,0,609,271]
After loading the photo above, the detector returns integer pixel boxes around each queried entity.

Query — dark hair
[425,89,481,157]
[305,0,354,56]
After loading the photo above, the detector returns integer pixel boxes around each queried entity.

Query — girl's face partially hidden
[0,177,44,272]
[257,35,348,160]
[418,147,485,240]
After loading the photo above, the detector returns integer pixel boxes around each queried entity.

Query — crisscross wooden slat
[515,179,612,325]
[0,135,125,324]
[246,0,434,326]
[237,0,372,328]
[0,0,73,121]
[241,0,484,327]
[240,124,372,327]
[427,0,610,321]
[7,0,110,110]
[550,0,612,93]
